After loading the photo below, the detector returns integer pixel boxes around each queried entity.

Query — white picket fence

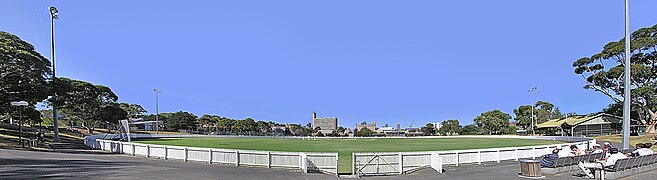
[84,135,338,175]
[353,136,595,176]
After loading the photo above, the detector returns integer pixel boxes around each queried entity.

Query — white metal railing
[85,135,338,175]
[353,136,595,176]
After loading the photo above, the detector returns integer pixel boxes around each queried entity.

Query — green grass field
[136,137,559,174]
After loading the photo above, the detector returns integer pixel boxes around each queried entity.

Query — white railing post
[456,152,459,166]
[514,148,518,161]
[532,148,536,159]
[146,145,150,158]
[496,150,500,163]
[398,152,403,175]
[235,150,240,166]
[301,153,307,173]
[184,148,188,162]
[164,146,168,159]
[335,154,339,176]
[209,149,213,164]
[477,151,482,164]
[267,151,271,168]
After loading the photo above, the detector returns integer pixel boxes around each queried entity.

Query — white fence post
[496,150,501,163]
[514,148,518,161]
[477,151,481,164]
[301,153,307,173]
[456,152,459,166]
[267,151,271,168]
[532,148,536,159]
[398,152,403,175]
[235,150,240,166]
[209,149,213,164]
[164,146,168,159]
[184,148,188,162]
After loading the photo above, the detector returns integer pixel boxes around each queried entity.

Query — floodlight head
[49,6,59,19]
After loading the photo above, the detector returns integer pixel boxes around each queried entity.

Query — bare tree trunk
[646,108,657,133]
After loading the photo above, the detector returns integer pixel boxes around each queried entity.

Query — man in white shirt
[590,144,604,154]
[578,148,627,179]
[630,143,654,157]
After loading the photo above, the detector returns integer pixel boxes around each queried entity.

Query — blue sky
[2,1,656,128]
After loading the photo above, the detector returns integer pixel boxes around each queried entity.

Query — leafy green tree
[461,124,483,135]
[255,120,271,132]
[420,123,436,136]
[439,120,462,136]
[0,31,52,118]
[162,111,197,131]
[50,77,121,133]
[513,101,562,130]
[119,103,146,118]
[572,24,657,132]
[337,126,346,134]
[358,128,373,137]
[474,110,513,135]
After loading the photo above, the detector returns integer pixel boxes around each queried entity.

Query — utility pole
[49,6,60,142]
[621,0,631,150]
[154,89,161,134]
[528,87,538,136]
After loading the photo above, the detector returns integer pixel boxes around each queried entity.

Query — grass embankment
[0,123,85,150]
[595,134,657,151]
[137,137,559,174]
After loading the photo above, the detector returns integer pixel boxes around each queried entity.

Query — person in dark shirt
[540,147,561,167]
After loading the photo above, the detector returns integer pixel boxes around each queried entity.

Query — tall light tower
[49,6,60,142]
[621,0,631,150]
[154,89,161,134]
[528,87,538,136]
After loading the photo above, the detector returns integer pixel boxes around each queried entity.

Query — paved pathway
[2,148,657,179]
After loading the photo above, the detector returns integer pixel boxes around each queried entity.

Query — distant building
[312,111,337,131]
[432,122,443,130]
[357,121,377,132]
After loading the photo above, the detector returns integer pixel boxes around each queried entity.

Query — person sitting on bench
[540,147,561,167]
[629,143,653,157]
[577,148,627,179]
[570,145,584,156]
[589,144,603,154]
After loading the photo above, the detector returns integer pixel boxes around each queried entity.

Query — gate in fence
[353,152,442,177]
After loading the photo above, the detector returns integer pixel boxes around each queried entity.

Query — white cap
[603,142,611,146]
[592,144,601,147]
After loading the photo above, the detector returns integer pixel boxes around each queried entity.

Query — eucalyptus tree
[50,77,125,133]
[0,31,52,115]
[572,24,657,132]
[474,110,512,135]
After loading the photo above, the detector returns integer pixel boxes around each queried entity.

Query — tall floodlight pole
[154,89,161,134]
[49,6,60,142]
[528,87,538,136]
[621,0,631,150]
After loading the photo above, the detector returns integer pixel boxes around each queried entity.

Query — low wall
[84,134,338,175]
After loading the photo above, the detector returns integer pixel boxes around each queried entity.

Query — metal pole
[621,0,631,150]
[528,87,537,136]
[50,6,60,142]
[19,106,23,147]
[154,89,160,134]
